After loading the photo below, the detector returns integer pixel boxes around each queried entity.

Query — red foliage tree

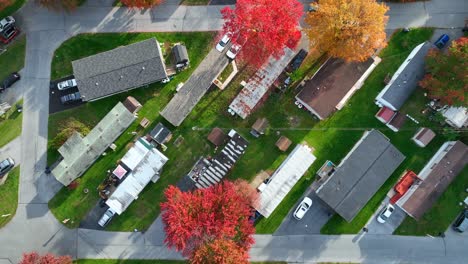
[221,0,303,67]
[0,0,14,11]
[419,37,468,106]
[19,252,72,264]
[161,180,258,262]
[191,238,249,264]
[120,0,163,9]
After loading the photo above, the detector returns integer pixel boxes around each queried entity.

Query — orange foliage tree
[419,37,468,106]
[35,0,81,11]
[191,239,249,264]
[120,0,163,9]
[161,180,258,263]
[305,0,389,62]
[19,252,72,264]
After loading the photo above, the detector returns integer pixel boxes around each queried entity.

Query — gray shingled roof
[377,42,434,110]
[161,48,229,126]
[72,38,167,101]
[316,130,405,222]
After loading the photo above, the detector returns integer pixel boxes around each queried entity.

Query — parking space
[365,196,407,235]
[445,209,468,237]
[49,75,84,114]
[79,200,108,230]
[430,28,464,52]
[275,190,335,235]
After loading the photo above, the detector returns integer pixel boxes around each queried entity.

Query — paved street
[0,0,467,263]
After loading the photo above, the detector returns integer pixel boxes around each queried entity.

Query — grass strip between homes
[0,166,20,228]
[0,100,23,148]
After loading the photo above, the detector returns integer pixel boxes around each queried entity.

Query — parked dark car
[60,91,82,104]
[453,209,468,233]
[287,49,308,73]
[0,157,15,178]
[0,72,20,91]
[434,34,450,49]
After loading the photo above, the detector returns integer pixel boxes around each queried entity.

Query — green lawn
[47,30,323,230]
[0,35,26,81]
[0,100,23,148]
[48,28,460,235]
[395,166,468,236]
[256,28,438,234]
[0,166,19,228]
[0,0,26,18]
[47,32,216,229]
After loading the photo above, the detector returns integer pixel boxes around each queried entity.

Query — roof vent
[95,82,99,86]
[142,66,145,70]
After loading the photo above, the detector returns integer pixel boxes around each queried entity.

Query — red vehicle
[0,16,19,44]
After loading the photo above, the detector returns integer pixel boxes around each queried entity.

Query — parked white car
[57,78,77,90]
[226,43,242,59]
[377,204,395,224]
[293,197,313,220]
[98,208,116,227]
[215,33,231,52]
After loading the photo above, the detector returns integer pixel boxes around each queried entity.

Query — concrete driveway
[365,196,407,235]
[275,190,334,235]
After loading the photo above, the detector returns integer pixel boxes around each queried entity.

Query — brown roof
[413,128,436,146]
[252,118,269,133]
[388,112,407,130]
[276,136,292,151]
[296,57,375,119]
[207,127,226,146]
[401,141,468,220]
[123,96,142,114]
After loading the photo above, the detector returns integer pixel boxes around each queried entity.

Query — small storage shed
[150,123,172,145]
[173,44,189,69]
[123,96,142,114]
[387,112,407,132]
[207,127,226,146]
[251,118,269,137]
[412,127,435,147]
[276,136,292,152]
[375,106,395,124]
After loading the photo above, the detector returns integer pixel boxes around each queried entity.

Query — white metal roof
[106,139,168,214]
[255,144,316,218]
[121,139,150,170]
[442,106,468,128]
[229,48,295,119]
